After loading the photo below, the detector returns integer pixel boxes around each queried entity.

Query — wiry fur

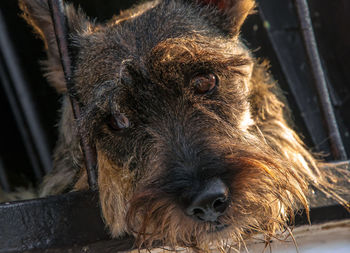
[19,0,348,251]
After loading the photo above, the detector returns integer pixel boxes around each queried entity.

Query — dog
[19,0,347,250]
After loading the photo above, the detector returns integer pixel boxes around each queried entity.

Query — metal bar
[0,56,42,181]
[0,157,10,192]
[0,10,52,176]
[294,0,347,160]
[48,0,98,190]
[0,58,43,181]
[1,188,349,252]
[257,0,332,155]
[0,191,109,252]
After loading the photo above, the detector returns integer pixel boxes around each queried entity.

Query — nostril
[193,208,204,216]
[193,208,205,221]
[212,197,228,213]
[186,206,206,220]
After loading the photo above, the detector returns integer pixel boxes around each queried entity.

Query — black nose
[186,178,229,222]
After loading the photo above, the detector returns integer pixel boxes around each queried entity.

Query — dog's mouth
[208,222,230,233]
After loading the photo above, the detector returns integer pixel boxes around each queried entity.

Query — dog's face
[77,0,254,174]
[20,0,318,249]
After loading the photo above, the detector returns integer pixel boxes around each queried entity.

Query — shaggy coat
[19,0,348,250]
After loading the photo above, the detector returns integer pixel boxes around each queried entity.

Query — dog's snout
[186,178,229,222]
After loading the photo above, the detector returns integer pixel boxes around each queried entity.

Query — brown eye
[191,73,218,94]
[109,112,130,131]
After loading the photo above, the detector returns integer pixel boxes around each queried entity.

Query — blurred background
[0,0,349,192]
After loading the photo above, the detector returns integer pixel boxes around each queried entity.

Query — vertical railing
[48,0,98,190]
[0,10,52,182]
[295,0,347,160]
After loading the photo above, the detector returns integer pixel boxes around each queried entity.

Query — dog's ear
[19,0,91,93]
[190,0,256,37]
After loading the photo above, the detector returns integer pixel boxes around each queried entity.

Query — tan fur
[19,1,90,93]
[74,149,135,236]
[111,0,161,25]
[199,0,256,35]
[96,150,134,236]
[225,0,256,35]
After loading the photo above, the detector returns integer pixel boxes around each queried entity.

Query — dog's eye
[108,112,130,131]
[191,73,218,94]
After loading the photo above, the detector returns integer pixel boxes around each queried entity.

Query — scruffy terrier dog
[19,0,347,251]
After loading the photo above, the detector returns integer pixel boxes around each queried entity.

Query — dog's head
[20,0,320,249]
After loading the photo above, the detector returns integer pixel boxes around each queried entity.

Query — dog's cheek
[97,150,135,237]
[224,163,285,232]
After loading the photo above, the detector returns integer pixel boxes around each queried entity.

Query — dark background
[0,0,349,191]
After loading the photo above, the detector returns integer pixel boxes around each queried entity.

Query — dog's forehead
[74,0,250,102]
[103,3,217,58]
[79,0,230,61]
[75,3,212,92]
